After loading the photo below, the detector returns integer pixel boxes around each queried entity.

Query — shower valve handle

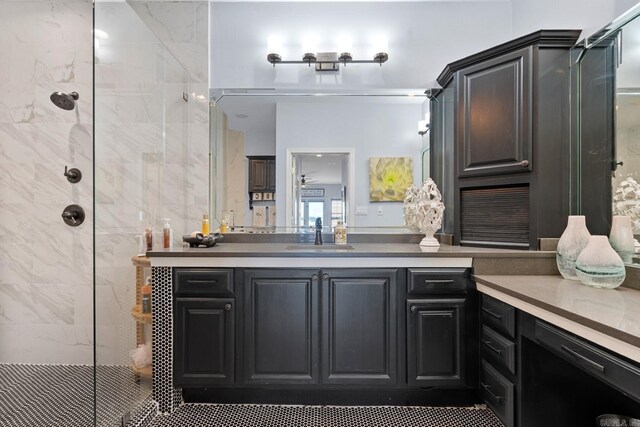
[64,166,82,184]
[61,205,85,227]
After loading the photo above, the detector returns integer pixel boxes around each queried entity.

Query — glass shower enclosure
[0,1,209,425]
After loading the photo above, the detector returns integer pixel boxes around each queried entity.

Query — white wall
[211,1,514,89]
[511,0,639,40]
[275,101,423,227]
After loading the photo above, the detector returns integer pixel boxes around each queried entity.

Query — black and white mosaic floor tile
[0,364,153,427]
[149,403,505,427]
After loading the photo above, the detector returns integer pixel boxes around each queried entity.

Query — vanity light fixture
[267,51,389,69]
[266,35,389,71]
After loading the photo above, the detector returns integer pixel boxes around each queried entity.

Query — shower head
[50,91,79,111]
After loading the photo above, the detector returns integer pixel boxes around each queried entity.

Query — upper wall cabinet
[456,46,532,178]
[434,30,581,249]
[247,156,276,193]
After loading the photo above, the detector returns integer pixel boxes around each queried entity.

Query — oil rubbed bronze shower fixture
[50,91,79,110]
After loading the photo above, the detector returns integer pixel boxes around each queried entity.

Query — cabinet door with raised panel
[321,269,398,385]
[174,297,235,386]
[243,269,320,385]
[456,46,533,177]
[407,298,466,387]
[248,159,268,192]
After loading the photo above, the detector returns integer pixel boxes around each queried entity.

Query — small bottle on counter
[334,221,347,245]
[220,219,229,233]
[144,226,153,252]
[141,277,152,314]
[201,214,210,236]
[162,218,173,249]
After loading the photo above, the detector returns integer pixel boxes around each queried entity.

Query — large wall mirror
[575,3,640,264]
[209,91,429,232]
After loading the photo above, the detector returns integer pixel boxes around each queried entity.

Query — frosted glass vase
[575,236,626,289]
[610,215,634,263]
[556,216,591,281]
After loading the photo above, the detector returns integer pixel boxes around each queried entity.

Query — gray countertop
[147,243,556,258]
[474,274,640,352]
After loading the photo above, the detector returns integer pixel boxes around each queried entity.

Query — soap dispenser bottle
[161,218,173,249]
[201,214,210,236]
[141,277,152,314]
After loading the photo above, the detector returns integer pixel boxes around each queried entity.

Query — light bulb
[267,35,283,55]
[337,35,353,54]
[372,35,389,54]
[302,34,318,54]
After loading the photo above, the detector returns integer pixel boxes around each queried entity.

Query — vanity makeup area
[147,8,640,427]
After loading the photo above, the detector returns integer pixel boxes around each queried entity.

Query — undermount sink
[286,244,355,251]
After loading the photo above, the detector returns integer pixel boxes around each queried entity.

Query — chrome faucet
[314,217,323,245]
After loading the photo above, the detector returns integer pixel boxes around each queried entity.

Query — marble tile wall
[94,1,209,365]
[0,0,94,364]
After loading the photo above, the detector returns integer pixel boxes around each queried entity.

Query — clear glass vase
[575,236,626,289]
[556,216,591,281]
[610,215,634,264]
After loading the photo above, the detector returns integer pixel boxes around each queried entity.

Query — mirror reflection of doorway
[299,201,325,227]
[287,150,354,229]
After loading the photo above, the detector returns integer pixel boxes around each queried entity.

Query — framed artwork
[369,157,413,202]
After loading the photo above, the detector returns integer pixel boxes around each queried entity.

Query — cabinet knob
[520,160,529,167]
[224,303,232,311]
[410,306,417,313]
[311,274,318,281]
[322,274,329,280]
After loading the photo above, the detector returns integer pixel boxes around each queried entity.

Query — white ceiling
[219,94,427,146]
[211,0,509,2]
[295,154,346,185]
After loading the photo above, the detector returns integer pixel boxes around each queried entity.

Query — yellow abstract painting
[369,157,414,202]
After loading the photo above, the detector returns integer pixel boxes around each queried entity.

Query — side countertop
[147,243,556,258]
[474,274,640,362]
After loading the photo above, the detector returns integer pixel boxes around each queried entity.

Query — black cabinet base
[182,388,479,407]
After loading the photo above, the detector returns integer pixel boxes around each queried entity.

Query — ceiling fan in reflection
[300,174,317,188]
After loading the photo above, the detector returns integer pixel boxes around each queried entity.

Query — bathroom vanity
[148,243,640,426]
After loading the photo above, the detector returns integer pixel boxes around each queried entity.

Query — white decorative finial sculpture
[403,178,445,247]
[613,177,640,234]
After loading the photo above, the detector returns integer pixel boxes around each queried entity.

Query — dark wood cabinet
[174,297,235,386]
[243,269,320,384]
[435,30,581,249]
[456,47,532,178]
[321,269,398,385]
[173,267,473,398]
[407,298,466,387]
[247,156,275,193]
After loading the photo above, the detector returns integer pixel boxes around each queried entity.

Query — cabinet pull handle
[322,274,329,280]
[520,160,529,167]
[481,339,503,355]
[480,382,503,403]
[481,307,503,320]
[224,303,232,311]
[189,280,217,284]
[410,306,417,313]
[560,345,605,373]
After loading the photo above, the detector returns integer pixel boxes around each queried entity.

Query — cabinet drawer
[481,294,516,339]
[481,326,516,375]
[407,268,468,294]
[481,360,515,427]
[534,320,640,401]
[174,268,234,296]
